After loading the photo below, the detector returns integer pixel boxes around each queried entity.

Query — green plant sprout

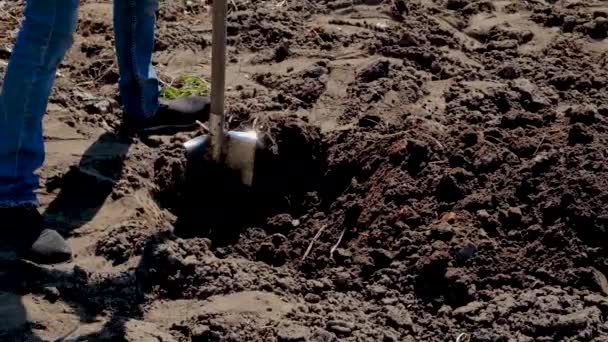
[161,74,210,100]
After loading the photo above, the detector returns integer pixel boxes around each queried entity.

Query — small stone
[370,285,387,296]
[470,311,492,324]
[274,44,291,63]
[453,301,485,316]
[84,99,112,115]
[277,324,309,342]
[507,207,523,222]
[320,278,333,289]
[585,294,608,304]
[562,15,578,32]
[477,209,490,220]
[567,105,597,125]
[436,174,465,201]
[555,307,601,330]
[358,60,390,83]
[143,135,165,147]
[73,90,97,102]
[407,139,430,164]
[488,39,518,50]
[267,213,294,232]
[568,123,594,145]
[256,242,275,263]
[308,280,326,293]
[333,272,351,289]
[276,278,292,290]
[497,64,519,79]
[191,325,210,341]
[437,305,452,316]
[381,297,398,305]
[305,293,321,303]
[591,17,608,39]
[326,320,355,336]
[311,329,336,342]
[370,249,394,268]
[333,248,352,264]
[429,224,455,241]
[383,331,398,342]
[386,307,414,329]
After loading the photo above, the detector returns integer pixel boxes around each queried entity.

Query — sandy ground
[2,0,608,341]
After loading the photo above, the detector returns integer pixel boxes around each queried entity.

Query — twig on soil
[255,116,278,148]
[302,224,327,260]
[196,120,209,133]
[229,0,238,11]
[309,28,326,43]
[335,51,368,60]
[93,61,116,83]
[276,0,287,7]
[377,131,406,139]
[76,60,116,86]
[429,160,448,165]
[533,133,546,155]
[330,227,347,259]
[158,77,170,88]
[420,132,444,149]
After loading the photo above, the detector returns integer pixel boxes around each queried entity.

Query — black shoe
[125,96,211,131]
[1,206,72,265]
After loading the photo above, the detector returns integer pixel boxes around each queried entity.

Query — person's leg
[0,0,79,207]
[0,0,77,263]
[113,0,211,130]
[113,0,160,119]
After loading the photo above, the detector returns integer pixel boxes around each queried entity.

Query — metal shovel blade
[183,130,258,186]
[182,0,260,187]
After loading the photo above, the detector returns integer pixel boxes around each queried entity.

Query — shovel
[183,0,259,186]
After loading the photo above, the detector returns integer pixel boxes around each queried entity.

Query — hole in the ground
[152,116,329,247]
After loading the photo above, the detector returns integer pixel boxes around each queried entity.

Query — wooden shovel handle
[209,0,228,161]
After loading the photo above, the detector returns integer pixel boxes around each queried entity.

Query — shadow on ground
[0,131,133,341]
[0,230,173,341]
[43,132,133,235]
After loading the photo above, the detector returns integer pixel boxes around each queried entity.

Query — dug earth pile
[2,0,608,341]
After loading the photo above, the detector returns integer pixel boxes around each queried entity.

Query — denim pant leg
[113,0,160,120]
[0,0,79,207]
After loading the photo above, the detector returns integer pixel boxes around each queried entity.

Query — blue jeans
[0,0,160,207]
